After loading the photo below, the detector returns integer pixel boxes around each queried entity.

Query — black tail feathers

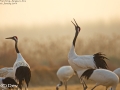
[15,66,31,89]
[81,69,95,80]
[94,52,108,69]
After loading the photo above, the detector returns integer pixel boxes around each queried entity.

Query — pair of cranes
[0,36,31,90]
[56,19,119,90]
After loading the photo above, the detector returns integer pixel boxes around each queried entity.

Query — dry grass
[29,84,120,90]
[0,34,120,86]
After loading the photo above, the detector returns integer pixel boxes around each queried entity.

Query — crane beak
[5,37,13,39]
[71,21,76,26]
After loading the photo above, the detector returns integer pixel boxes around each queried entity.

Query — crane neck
[68,31,79,59]
[15,41,19,53]
[73,31,79,47]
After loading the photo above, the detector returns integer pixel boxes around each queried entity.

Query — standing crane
[68,19,108,90]
[56,66,75,90]
[6,36,31,90]
[80,69,119,90]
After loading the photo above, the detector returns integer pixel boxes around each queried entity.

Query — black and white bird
[68,19,108,89]
[79,69,119,90]
[0,77,19,89]
[56,66,75,90]
[6,36,31,90]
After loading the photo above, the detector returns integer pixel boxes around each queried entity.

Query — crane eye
[14,36,18,41]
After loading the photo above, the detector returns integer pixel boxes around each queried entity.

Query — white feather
[0,67,15,78]
[113,68,120,81]
[68,45,96,71]
[77,69,119,90]
[57,66,75,82]
[13,53,30,71]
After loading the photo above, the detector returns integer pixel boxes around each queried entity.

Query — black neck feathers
[73,31,79,47]
[15,41,19,53]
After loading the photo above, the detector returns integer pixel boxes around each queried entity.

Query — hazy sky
[0,0,120,27]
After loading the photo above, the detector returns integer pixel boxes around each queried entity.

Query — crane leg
[91,83,99,90]
[64,82,67,90]
[75,71,87,90]
[80,78,87,90]
[82,79,87,89]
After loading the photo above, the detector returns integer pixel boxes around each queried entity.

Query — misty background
[0,0,120,87]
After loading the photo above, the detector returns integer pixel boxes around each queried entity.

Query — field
[29,84,120,90]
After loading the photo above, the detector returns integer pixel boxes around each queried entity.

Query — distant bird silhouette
[6,36,31,90]
[68,19,108,90]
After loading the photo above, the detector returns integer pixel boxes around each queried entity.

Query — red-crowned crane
[80,69,119,90]
[6,36,31,90]
[56,66,75,90]
[0,77,20,89]
[68,19,108,90]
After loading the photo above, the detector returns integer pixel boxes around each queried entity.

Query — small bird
[56,66,75,90]
[79,69,119,90]
[6,36,31,90]
[0,77,19,90]
[68,19,108,90]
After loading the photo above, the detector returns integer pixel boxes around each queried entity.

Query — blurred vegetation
[0,33,120,86]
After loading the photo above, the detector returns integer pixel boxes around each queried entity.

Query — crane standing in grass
[6,36,31,90]
[68,19,108,90]
[56,66,75,90]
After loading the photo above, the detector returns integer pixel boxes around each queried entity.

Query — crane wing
[0,67,11,77]
[72,55,96,69]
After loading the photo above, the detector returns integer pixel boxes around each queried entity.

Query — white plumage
[56,66,75,90]
[0,67,14,78]
[13,53,30,71]
[113,68,120,81]
[79,69,119,90]
[68,49,96,71]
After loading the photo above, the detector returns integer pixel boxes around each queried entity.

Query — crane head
[71,18,81,33]
[6,36,18,42]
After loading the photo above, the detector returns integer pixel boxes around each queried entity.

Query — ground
[29,84,120,90]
